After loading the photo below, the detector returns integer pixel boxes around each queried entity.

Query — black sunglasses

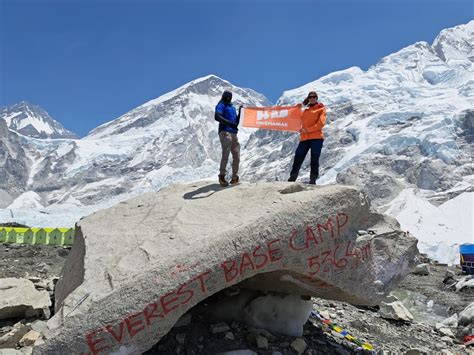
[308,95,317,99]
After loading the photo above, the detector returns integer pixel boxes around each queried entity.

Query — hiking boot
[218,175,229,187]
[230,175,239,185]
[288,171,299,182]
[308,180,316,185]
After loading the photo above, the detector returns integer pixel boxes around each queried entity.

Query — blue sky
[1,0,472,137]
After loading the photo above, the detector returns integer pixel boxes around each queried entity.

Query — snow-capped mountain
[0,101,78,139]
[87,75,270,138]
[0,75,271,210]
[244,21,474,202]
[0,22,472,264]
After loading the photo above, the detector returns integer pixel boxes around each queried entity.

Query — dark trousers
[289,139,324,182]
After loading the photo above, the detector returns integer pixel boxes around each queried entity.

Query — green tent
[6,228,17,243]
[48,228,63,245]
[60,228,75,245]
[33,228,47,245]
[0,228,7,243]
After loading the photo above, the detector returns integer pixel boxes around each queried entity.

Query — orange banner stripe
[242,105,302,132]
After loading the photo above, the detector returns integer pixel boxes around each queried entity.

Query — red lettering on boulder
[239,252,256,275]
[160,292,179,315]
[267,239,282,262]
[191,270,211,293]
[176,282,194,305]
[83,211,360,352]
[317,219,334,241]
[302,225,319,247]
[332,244,348,268]
[86,330,111,355]
[360,244,372,259]
[221,260,238,283]
[252,245,269,269]
[289,229,306,251]
[125,312,145,338]
[308,255,320,277]
[143,302,163,326]
[321,248,333,272]
[105,320,126,343]
[336,213,348,236]
[307,239,370,277]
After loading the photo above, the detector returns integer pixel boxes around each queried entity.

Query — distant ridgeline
[0,227,75,245]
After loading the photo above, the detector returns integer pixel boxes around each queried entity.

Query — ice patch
[244,293,313,337]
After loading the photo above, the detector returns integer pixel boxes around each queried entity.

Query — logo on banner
[257,110,289,121]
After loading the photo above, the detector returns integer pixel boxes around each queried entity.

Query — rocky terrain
[1,245,472,354]
[148,262,474,355]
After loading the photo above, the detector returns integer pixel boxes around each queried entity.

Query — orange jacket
[300,103,326,141]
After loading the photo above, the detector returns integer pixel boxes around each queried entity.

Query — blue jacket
[215,101,238,134]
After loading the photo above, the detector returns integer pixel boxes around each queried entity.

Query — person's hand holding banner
[241,105,302,132]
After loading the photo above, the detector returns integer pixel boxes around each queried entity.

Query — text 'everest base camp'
[34,182,417,354]
[0,21,473,355]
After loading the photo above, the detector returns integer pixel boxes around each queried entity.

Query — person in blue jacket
[215,90,242,187]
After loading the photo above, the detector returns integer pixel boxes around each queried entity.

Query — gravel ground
[397,263,473,314]
[0,244,472,354]
[0,243,70,280]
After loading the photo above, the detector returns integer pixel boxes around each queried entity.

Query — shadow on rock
[183,183,236,200]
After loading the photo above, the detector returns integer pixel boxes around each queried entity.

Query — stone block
[36,182,418,354]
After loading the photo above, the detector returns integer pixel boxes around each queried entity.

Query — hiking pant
[219,131,240,177]
[289,139,324,181]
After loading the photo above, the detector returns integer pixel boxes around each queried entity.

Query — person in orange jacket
[288,91,327,184]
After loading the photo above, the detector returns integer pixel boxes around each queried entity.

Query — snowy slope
[0,101,78,139]
[386,189,473,263]
[7,191,44,209]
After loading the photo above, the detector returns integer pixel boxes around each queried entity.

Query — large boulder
[36,182,418,354]
[0,278,51,320]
